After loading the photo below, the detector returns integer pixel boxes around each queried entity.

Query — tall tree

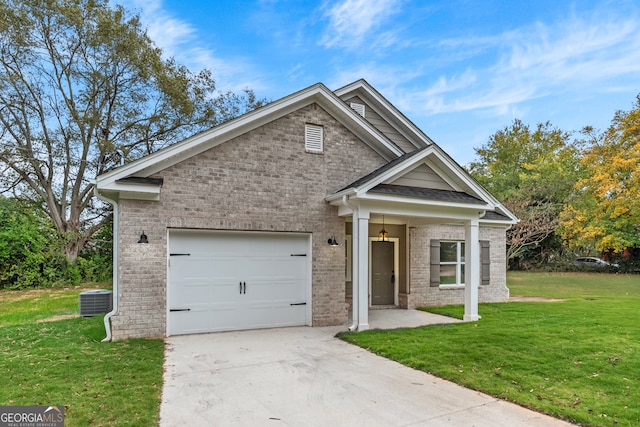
[470,119,581,264]
[0,0,263,262]
[560,96,640,252]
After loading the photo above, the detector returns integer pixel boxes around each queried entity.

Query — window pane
[440,265,457,284]
[440,242,458,262]
[460,242,465,262]
[461,264,465,284]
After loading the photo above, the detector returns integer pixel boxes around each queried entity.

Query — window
[430,239,490,287]
[440,241,465,285]
[305,124,323,153]
[350,102,365,117]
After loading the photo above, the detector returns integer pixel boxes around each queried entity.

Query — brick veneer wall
[407,224,509,308]
[112,103,386,339]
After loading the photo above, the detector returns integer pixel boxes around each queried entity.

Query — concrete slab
[160,313,575,426]
[366,308,462,329]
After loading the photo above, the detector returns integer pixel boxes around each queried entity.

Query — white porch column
[350,209,360,330]
[355,210,370,331]
[464,218,481,321]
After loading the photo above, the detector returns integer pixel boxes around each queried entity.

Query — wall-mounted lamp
[378,215,389,242]
[138,231,149,244]
[328,236,339,246]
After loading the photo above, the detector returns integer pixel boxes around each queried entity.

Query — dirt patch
[36,314,79,323]
[0,286,106,303]
[508,296,564,302]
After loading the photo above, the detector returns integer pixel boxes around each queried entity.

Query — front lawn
[0,288,164,426]
[340,272,640,427]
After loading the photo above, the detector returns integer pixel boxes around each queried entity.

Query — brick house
[96,80,517,340]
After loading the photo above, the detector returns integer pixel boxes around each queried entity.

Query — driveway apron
[160,326,575,426]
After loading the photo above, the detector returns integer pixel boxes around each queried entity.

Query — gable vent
[305,124,323,153]
[350,102,365,117]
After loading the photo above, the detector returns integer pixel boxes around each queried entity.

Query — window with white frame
[430,239,491,287]
[439,241,465,285]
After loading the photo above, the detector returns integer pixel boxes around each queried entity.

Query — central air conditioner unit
[79,289,113,317]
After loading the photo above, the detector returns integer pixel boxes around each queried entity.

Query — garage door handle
[239,281,246,294]
[170,308,191,312]
[290,302,307,306]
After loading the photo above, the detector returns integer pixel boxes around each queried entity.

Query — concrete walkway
[160,311,574,426]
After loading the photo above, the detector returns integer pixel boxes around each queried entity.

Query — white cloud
[410,10,640,118]
[119,0,265,93]
[319,0,403,49]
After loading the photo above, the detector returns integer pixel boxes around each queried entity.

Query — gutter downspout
[343,195,359,331]
[95,188,119,342]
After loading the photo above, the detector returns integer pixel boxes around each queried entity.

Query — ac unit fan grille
[79,290,113,317]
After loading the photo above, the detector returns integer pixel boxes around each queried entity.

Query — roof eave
[97,82,404,194]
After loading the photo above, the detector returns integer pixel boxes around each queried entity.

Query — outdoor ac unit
[79,290,113,317]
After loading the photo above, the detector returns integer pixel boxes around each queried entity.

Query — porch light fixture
[328,236,339,246]
[378,216,389,242]
[137,231,149,244]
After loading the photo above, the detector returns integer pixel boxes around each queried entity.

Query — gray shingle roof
[369,184,486,204]
[480,210,512,221]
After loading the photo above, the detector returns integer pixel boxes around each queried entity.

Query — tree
[0,0,263,262]
[470,119,581,266]
[0,196,50,288]
[560,96,640,253]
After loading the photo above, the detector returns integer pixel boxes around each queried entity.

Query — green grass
[0,288,164,426]
[340,272,640,427]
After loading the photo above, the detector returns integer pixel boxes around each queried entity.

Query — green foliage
[343,272,640,426]
[0,197,51,288]
[560,97,640,253]
[470,120,582,266]
[470,119,580,200]
[0,197,112,289]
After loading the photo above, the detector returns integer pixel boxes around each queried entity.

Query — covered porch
[338,205,486,332]
[325,145,517,331]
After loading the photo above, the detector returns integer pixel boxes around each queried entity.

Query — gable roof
[334,79,434,150]
[326,143,518,223]
[369,184,486,205]
[95,79,517,224]
[96,82,405,199]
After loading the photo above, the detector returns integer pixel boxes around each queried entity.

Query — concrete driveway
[160,313,575,426]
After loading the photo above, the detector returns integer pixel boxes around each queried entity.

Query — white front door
[167,230,310,335]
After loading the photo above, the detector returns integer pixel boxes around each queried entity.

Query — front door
[371,241,395,305]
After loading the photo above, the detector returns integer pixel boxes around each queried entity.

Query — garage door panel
[168,231,310,336]
[244,304,306,329]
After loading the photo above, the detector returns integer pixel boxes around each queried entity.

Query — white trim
[335,79,433,148]
[438,241,465,285]
[96,82,404,196]
[368,237,400,306]
[325,144,518,224]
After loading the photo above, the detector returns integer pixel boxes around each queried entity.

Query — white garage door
[168,230,311,336]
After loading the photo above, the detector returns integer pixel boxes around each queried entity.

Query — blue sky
[122,0,640,165]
